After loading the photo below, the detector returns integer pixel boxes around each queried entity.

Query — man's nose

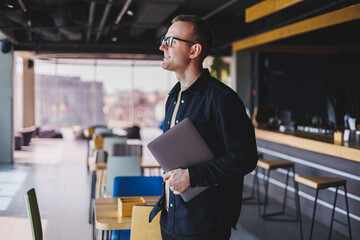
[159,42,167,51]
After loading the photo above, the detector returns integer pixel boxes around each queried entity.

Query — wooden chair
[24,188,43,240]
[89,149,108,224]
[295,176,352,240]
[130,205,161,240]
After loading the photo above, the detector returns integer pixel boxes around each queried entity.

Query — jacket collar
[168,69,210,97]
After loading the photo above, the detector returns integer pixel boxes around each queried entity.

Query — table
[88,156,161,226]
[94,196,160,239]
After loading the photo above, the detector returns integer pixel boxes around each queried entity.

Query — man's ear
[189,44,202,59]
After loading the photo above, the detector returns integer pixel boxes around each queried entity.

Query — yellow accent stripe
[234,3,360,52]
[246,0,303,23]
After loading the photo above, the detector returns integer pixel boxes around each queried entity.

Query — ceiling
[0,0,360,56]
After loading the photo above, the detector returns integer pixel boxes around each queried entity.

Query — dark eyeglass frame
[161,36,196,47]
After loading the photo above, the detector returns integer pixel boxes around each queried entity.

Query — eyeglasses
[161,36,196,47]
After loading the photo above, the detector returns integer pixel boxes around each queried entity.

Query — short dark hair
[172,15,213,58]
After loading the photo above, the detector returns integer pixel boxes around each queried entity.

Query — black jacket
[149,69,258,235]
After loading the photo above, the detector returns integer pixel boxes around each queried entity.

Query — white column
[22,55,35,127]
[0,45,14,163]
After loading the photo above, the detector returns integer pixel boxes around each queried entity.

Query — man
[150,15,258,240]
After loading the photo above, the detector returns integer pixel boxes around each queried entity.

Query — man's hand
[163,168,190,194]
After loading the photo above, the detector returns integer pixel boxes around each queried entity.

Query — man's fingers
[170,185,180,194]
[165,168,190,195]
[168,179,173,188]
[163,175,170,181]
[163,171,173,181]
[170,184,186,194]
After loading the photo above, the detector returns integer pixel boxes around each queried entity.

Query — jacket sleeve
[188,91,258,187]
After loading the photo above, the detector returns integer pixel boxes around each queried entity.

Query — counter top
[255,128,360,163]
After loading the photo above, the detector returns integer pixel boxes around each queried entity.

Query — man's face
[159,21,195,72]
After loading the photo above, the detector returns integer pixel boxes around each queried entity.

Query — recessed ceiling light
[5,0,14,8]
[126,10,134,16]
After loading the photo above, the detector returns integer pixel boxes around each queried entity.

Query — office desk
[94,196,160,239]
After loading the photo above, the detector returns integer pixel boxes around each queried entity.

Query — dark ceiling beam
[14,41,163,54]
[35,53,163,61]
[68,0,122,4]
[202,0,239,20]
[130,0,187,38]
[0,14,19,44]
[0,25,113,30]
[95,0,113,42]
[17,0,28,13]
[0,29,18,44]
[247,44,339,54]
[114,0,133,24]
[16,0,32,27]
[86,2,96,42]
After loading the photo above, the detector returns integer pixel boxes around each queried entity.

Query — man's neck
[176,65,203,89]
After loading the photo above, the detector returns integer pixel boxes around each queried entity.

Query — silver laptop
[147,118,215,202]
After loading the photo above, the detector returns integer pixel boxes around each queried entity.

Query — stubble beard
[161,58,172,71]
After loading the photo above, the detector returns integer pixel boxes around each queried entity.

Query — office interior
[1,0,359,239]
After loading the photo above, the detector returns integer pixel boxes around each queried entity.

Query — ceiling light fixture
[5,0,14,8]
[126,10,134,16]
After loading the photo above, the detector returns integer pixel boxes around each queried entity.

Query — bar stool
[256,160,300,221]
[294,176,352,240]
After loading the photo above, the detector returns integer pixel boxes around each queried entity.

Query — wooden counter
[252,128,360,240]
[255,128,360,162]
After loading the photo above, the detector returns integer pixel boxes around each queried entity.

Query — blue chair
[111,176,163,240]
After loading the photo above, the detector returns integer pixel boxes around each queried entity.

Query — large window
[34,59,177,128]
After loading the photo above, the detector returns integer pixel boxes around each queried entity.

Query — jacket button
[175,120,178,124]
[174,101,176,105]
[170,203,173,207]
[181,100,184,103]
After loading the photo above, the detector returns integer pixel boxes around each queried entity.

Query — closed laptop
[147,118,215,202]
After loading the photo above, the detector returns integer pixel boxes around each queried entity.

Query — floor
[0,128,351,240]
[236,186,350,240]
